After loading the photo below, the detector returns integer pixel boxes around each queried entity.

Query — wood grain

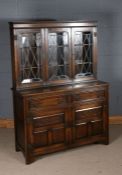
[0,116,121,128]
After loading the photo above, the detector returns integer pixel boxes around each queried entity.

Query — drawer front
[75,106,103,123]
[33,112,65,129]
[28,94,68,110]
[73,88,105,102]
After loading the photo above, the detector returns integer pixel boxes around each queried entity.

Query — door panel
[15,29,45,88]
[75,123,88,139]
[91,120,103,136]
[52,127,65,144]
[72,105,104,143]
[72,27,97,81]
[33,130,48,148]
[46,28,72,83]
[27,108,69,151]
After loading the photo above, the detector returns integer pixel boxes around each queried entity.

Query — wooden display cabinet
[9,20,109,164]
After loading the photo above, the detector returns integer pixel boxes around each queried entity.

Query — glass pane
[48,31,70,81]
[74,31,93,78]
[18,32,42,83]
[48,65,69,80]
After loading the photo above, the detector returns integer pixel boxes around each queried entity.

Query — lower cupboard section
[32,124,104,149]
[15,82,109,164]
[26,105,108,163]
[30,122,107,157]
[32,134,108,157]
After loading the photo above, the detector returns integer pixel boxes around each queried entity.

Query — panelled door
[72,103,106,144]
[26,93,73,155]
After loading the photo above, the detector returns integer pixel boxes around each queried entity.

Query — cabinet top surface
[9,20,97,28]
[16,81,108,96]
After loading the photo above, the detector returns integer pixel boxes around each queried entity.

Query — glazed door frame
[45,27,72,85]
[14,28,45,89]
[71,27,97,82]
[13,26,97,89]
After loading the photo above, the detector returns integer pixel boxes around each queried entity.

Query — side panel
[14,93,25,152]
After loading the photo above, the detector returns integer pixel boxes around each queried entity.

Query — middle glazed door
[45,28,72,85]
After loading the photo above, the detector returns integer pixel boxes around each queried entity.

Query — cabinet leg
[103,138,109,145]
[25,157,35,164]
[25,154,35,164]
[100,138,109,145]
[94,137,109,145]
[15,144,21,152]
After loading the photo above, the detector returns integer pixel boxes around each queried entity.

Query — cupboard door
[45,28,72,84]
[72,27,97,81]
[26,108,70,155]
[72,105,104,144]
[14,29,45,88]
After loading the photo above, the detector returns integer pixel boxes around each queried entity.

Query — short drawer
[73,88,105,102]
[33,113,65,129]
[28,94,67,110]
[75,106,103,123]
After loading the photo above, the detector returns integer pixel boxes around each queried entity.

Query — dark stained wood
[9,20,109,164]
[10,21,97,29]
